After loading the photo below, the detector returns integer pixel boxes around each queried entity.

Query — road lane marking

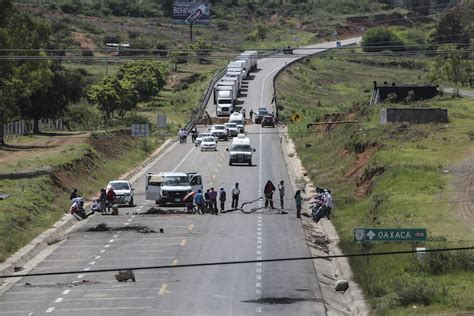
[256,289,262,295]
[257,232,262,236]
[109,239,114,243]
[124,222,130,226]
[256,268,262,273]
[83,267,90,271]
[256,275,261,280]
[256,306,262,313]
[172,146,196,172]
[77,274,84,279]
[257,256,262,260]
[113,235,119,238]
[256,282,261,288]
[55,298,63,303]
[128,219,133,222]
[188,224,194,231]
[159,284,168,296]
[257,227,262,231]
[180,239,187,247]
[62,289,71,295]
[256,262,262,266]
[95,256,101,259]
[89,261,96,265]
[100,250,106,253]
[45,307,55,313]
[257,223,262,226]
[257,250,262,255]
[172,259,179,266]
[257,245,262,249]
[104,244,110,248]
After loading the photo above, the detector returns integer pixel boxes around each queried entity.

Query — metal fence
[3,119,65,138]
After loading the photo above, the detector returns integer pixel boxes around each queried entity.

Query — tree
[116,61,166,101]
[190,38,213,64]
[431,12,470,48]
[430,46,473,93]
[21,63,87,133]
[0,0,53,145]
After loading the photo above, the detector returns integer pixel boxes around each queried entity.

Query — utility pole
[190,22,193,42]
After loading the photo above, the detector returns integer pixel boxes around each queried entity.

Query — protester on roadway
[294,190,302,218]
[194,189,204,215]
[249,109,254,121]
[219,187,226,212]
[209,187,218,215]
[278,180,285,209]
[264,180,276,209]
[70,188,78,200]
[99,188,107,213]
[106,187,116,213]
[231,182,240,208]
[204,189,211,213]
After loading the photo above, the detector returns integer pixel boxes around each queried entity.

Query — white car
[194,133,217,147]
[210,124,228,140]
[224,122,239,137]
[200,136,217,151]
[107,180,134,206]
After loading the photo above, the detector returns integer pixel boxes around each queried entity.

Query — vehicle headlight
[161,191,169,197]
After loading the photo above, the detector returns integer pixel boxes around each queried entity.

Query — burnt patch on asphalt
[242,297,319,304]
[86,223,156,233]
[143,207,189,215]
[24,280,97,288]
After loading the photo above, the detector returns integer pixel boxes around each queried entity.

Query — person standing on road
[209,187,218,215]
[191,126,198,143]
[106,187,116,213]
[99,188,107,213]
[242,109,246,119]
[249,109,254,121]
[178,129,183,144]
[194,189,204,215]
[231,182,240,208]
[278,180,285,209]
[264,180,276,209]
[70,188,78,200]
[219,187,226,212]
[204,189,211,214]
[294,190,302,218]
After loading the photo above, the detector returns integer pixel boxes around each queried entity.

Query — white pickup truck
[146,172,202,206]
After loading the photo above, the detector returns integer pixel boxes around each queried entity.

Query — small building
[371,81,439,105]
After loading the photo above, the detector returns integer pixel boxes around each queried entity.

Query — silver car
[107,180,134,206]
[224,122,239,137]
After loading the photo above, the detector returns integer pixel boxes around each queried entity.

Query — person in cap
[219,187,226,212]
[209,187,218,215]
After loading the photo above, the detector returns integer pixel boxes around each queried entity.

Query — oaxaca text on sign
[354,228,427,242]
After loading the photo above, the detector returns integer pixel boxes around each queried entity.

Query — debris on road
[115,270,135,282]
[86,223,157,233]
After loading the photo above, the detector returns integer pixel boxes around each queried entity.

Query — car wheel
[129,197,134,206]
[229,162,232,166]
[248,162,252,166]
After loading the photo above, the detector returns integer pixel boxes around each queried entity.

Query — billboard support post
[190,22,193,42]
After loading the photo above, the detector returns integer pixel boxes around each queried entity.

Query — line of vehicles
[214,51,258,116]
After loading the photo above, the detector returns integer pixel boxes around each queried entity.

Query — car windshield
[230,120,243,125]
[225,124,237,128]
[202,137,215,142]
[231,144,251,152]
[263,116,273,121]
[163,176,189,186]
[110,182,130,190]
[198,133,210,138]
[214,126,225,130]
[258,111,269,116]
[219,100,232,104]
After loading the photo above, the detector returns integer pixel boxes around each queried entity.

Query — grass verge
[276,53,474,314]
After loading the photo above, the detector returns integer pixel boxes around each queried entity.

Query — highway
[0,39,357,315]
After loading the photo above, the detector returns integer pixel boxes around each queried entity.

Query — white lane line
[256,268,262,273]
[257,240,262,244]
[257,232,262,236]
[62,289,71,295]
[257,227,262,231]
[256,282,261,288]
[100,249,106,253]
[257,223,262,227]
[257,256,262,260]
[256,262,262,267]
[46,307,55,313]
[256,275,261,281]
[257,245,262,249]
[128,219,133,222]
[77,274,84,279]
[131,215,136,218]
[95,256,101,259]
[113,235,119,238]
[104,244,110,248]
[55,297,63,303]
[256,289,262,295]
[124,223,130,226]
[158,284,168,296]
[89,261,96,265]
[256,306,262,313]
[83,267,90,271]
[172,146,196,172]
[109,239,114,243]
[256,250,262,255]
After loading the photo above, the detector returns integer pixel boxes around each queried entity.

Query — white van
[229,112,245,133]
[146,172,202,206]
[226,135,255,166]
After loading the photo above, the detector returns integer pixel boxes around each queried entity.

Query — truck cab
[146,172,202,206]
[226,134,255,166]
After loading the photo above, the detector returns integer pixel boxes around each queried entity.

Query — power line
[0,246,471,279]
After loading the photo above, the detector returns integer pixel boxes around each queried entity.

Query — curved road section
[0,39,358,315]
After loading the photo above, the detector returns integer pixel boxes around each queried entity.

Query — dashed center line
[55,297,63,303]
[188,224,194,231]
[46,307,55,313]
[180,239,187,247]
[77,274,84,279]
[62,289,71,295]
[158,284,168,295]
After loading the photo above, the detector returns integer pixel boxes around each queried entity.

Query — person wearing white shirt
[231,182,240,208]
[323,190,333,219]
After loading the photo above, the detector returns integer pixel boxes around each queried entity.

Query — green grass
[276,54,474,314]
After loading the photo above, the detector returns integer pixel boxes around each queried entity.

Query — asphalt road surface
[0,39,358,315]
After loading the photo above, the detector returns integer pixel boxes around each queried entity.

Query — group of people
[309,187,333,223]
[178,126,198,144]
[69,187,117,220]
[263,180,285,209]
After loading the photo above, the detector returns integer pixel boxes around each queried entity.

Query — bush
[362,27,405,52]
[122,113,150,126]
[63,104,103,131]
[395,275,447,306]
[420,249,474,275]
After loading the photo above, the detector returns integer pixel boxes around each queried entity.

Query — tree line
[0,0,168,145]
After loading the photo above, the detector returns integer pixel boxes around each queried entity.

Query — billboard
[173,2,210,25]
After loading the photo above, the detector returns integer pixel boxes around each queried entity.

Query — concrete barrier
[381,108,448,124]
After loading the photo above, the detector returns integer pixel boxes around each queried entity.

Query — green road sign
[354,228,427,242]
